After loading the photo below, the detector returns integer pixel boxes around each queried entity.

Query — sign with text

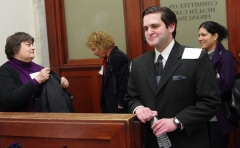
[160,0,228,48]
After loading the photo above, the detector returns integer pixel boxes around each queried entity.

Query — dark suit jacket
[100,46,130,113]
[125,41,221,148]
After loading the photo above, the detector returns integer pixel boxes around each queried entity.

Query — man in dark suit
[124,6,221,148]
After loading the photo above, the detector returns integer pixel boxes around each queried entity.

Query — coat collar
[211,43,226,66]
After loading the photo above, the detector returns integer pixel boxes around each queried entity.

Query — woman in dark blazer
[86,31,130,113]
[198,21,238,148]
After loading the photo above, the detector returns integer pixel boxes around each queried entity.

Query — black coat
[100,46,130,113]
[34,71,75,112]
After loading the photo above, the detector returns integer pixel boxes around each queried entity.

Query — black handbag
[224,74,240,122]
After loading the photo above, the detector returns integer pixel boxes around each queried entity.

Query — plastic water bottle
[150,114,171,148]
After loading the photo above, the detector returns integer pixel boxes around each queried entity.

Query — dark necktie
[155,54,163,86]
[103,57,107,77]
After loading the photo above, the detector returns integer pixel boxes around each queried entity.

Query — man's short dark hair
[142,6,177,38]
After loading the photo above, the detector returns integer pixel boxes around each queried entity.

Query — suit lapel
[156,42,184,94]
[144,50,158,93]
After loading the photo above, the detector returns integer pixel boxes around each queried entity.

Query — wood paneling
[123,0,144,59]
[61,67,102,113]
[44,0,104,113]
[45,0,64,74]
[226,0,240,73]
[0,113,144,148]
[226,1,240,146]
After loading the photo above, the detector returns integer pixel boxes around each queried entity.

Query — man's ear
[168,23,176,33]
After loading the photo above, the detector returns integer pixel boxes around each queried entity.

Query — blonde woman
[86,31,130,113]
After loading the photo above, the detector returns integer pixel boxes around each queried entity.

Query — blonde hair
[86,31,115,50]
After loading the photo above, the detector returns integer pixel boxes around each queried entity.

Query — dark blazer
[211,43,238,134]
[100,46,130,113]
[125,41,221,148]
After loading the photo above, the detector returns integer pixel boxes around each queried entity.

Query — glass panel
[64,0,126,59]
[160,0,228,49]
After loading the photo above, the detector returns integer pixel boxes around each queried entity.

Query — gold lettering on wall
[160,0,228,49]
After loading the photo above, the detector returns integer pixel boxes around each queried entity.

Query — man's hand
[151,118,177,136]
[135,107,158,123]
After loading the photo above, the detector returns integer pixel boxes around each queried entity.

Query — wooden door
[44,0,158,113]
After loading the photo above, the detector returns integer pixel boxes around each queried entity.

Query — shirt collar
[154,39,175,63]
[207,50,215,59]
[208,50,215,55]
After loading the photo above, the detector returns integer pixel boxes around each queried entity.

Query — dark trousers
[208,121,230,148]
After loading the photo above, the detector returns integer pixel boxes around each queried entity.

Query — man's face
[143,13,175,52]
[14,41,35,62]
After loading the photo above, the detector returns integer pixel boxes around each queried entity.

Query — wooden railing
[0,113,144,148]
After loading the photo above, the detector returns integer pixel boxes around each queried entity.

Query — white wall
[0,0,49,67]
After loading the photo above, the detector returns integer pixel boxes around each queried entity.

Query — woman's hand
[61,77,69,88]
[35,67,50,84]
